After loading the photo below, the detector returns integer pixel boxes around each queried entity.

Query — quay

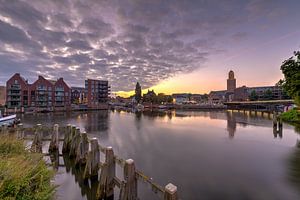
[0,123,178,200]
[224,99,294,112]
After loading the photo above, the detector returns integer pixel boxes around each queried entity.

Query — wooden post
[49,124,59,152]
[31,124,43,153]
[164,183,178,200]
[62,124,72,153]
[83,150,92,179]
[98,146,115,199]
[75,132,89,165]
[17,123,24,139]
[119,159,137,200]
[273,112,278,129]
[70,127,81,158]
[91,138,100,177]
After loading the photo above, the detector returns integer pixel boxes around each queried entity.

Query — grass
[0,135,55,200]
[280,108,300,124]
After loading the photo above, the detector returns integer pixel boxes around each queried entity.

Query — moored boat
[0,114,18,126]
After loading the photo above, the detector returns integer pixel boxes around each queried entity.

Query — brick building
[6,73,70,112]
[85,79,110,109]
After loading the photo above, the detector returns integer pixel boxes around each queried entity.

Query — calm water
[20,110,300,200]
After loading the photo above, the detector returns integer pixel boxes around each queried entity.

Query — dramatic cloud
[0,0,297,91]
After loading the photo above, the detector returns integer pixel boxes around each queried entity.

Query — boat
[0,114,18,126]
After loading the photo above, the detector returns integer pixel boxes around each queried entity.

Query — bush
[0,135,55,200]
[280,108,300,123]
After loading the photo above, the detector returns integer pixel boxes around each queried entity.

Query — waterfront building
[0,86,6,106]
[190,94,204,103]
[233,86,248,101]
[172,93,190,104]
[6,73,30,109]
[227,70,236,92]
[208,90,227,104]
[85,79,110,108]
[6,73,71,111]
[209,70,290,103]
[71,87,87,104]
[247,86,288,100]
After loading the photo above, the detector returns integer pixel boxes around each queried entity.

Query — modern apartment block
[85,79,110,108]
[6,73,71,112]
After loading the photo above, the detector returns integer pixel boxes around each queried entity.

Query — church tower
[227,70,236,92]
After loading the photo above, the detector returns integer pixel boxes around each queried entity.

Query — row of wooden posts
[11,123,178,200]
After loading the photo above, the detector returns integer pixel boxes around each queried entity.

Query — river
[20,110,300,200]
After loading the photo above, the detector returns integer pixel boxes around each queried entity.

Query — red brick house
[6,73,71,112]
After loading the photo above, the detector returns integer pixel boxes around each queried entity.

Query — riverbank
[0,135,55,200]
[280,108,300,123]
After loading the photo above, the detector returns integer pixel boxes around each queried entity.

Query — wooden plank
[119,159,137,200]
[97,146,115,199]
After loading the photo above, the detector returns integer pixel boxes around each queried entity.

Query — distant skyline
[0,0,300,97]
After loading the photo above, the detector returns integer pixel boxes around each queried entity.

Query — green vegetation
[280,108,300,123]
[0,135,55,200]
[249,90,258,101]
[278,51,300,106]
[278,50,300,124]
[143,90,173,104]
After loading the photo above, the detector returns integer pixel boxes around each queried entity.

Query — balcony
[7,91,21,95]
[55,87,64,92]
[10,85,21,89]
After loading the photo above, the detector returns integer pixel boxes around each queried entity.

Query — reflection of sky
[21,111,300,200]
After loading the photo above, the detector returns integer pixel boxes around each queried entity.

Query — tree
[263,89,273,100]
[278,51,300,105]
[249,90,258,101]
[135,82,142,103]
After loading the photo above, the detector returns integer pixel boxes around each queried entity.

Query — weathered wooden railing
[1,123,179,200]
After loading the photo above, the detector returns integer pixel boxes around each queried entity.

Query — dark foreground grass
[0,135,55,200]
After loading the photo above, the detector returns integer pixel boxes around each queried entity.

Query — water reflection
[226,112,236,139]
[62,153,99,200]
[288,141,300,192]
[21,110,300,200]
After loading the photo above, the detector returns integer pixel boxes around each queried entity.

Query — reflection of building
[226,112,237,138]
[6,73,71,111]
[0,86,6,106]
[71,87,87,104]
[85,111,109,137]
[85,79,110,108]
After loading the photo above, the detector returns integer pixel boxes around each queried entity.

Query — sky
[0,0,299,97]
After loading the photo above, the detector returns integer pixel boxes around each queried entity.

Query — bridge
[224,99,295,112]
